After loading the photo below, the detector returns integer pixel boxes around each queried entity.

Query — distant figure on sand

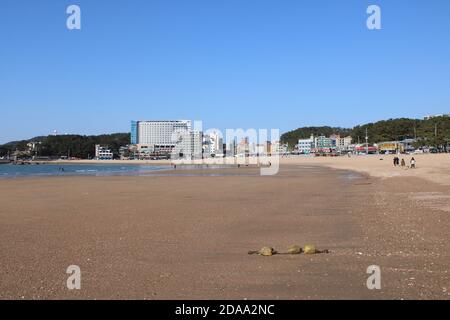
[410,157,416,169]
[393,157,399,167]
[401,158,406,167]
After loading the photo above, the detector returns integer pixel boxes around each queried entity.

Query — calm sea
[0,163,172,178]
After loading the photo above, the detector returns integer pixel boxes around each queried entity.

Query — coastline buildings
[297,134,353,154]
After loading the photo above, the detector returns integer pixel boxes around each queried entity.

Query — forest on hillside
[0,133,130,159]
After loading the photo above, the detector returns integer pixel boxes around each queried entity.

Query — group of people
[393,156,416,169]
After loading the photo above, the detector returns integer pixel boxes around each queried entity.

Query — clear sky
[1,0,449,143]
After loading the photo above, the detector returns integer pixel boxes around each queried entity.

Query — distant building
[119,145,131,160]
[173,131,203,160]
[95,145,114,160]
[355,145,378,154]
[338,136,353,150]
[298,135,314,154]
[400,139,417,153]
[227,139,237,157]
[314,136,333,151]
[265,141,272,155]
[237,137,250,156]
[273,141,288,155]
[202,133,222,158]
[255,144,266,155]
[424,114,450,120]
[131,120,193,158]
[377,141,405,154]
[131,120,192,145]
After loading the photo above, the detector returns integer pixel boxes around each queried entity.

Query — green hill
[0,133,130,159]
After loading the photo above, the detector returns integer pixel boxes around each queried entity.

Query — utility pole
[365,128,369,155]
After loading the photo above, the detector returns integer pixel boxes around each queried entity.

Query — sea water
[0,163,172,178]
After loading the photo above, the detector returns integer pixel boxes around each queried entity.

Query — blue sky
[1,0,449,143]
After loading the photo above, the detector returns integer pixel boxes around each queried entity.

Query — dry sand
[282,153,450,185]
[0,158,449,300]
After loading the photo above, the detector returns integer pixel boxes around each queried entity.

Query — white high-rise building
[208,131,223,156]
[131,120,192,145]
[173,131,203,160]
[130,120,193,158]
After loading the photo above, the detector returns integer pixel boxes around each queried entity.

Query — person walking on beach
[401,158,406,167]
[410,157,416,169]
[393,156,399,167]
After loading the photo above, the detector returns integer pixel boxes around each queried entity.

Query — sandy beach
[0,156,449,300]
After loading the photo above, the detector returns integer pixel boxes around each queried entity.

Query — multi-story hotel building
[131,120,203,159]
[131,120,192,145]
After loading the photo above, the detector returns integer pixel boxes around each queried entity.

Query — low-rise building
[95,145,114,160]
[337,136,353,151]
[298,135,314,154]
[377,141,405,154]
[312,136,334,153]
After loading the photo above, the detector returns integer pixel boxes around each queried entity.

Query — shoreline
[2,153,449,185]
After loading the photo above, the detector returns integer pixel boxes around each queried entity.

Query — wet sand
[0,165,449,299]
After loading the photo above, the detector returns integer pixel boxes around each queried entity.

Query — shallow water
[0,164,171,178]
